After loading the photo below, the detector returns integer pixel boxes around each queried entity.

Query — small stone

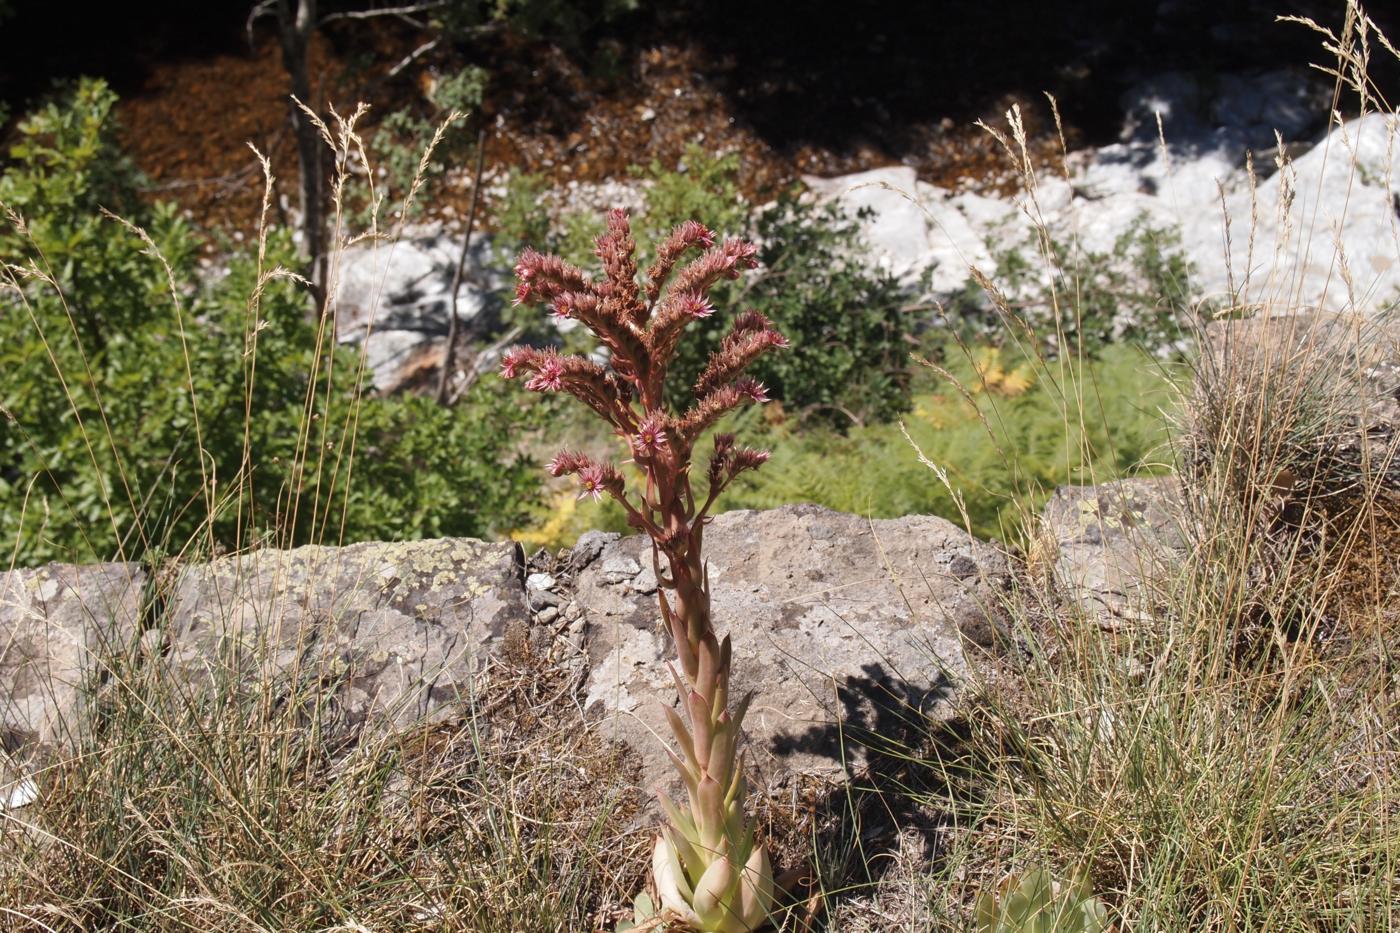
[628,564,659,595]
[599,554,641,583]
[139,627,169,659]
[526,572,556,592]
[569,531,617,571]
[531,588,562,608]
[536,606,560,625]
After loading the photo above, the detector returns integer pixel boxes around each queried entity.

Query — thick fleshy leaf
[652,835,700,923]
[735,841,775,929]
[691,853,738,926]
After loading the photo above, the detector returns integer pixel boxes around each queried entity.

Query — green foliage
[683,198,911,426]
[629,145,748,253]
[974,869,1110,933]
[945,217,1196,356]
[720,342,1176,540]
[0,78,198,338]
[493,172,556,251]
[1,80,540,565]
[366,66,487,224]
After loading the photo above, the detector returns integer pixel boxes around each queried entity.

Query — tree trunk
[276,0,325,304]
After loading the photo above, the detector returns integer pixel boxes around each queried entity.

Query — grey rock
[598,553,642,584]
[163,537,527,732]
[573,504,1008,789]
[569,531,617,572]
[0,562,145,752]
[334,229,505,393]
[627,563,659,596]
[1041,478,1186,629]
[530,588,563,609]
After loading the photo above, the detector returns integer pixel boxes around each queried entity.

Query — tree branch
[385,37,440,78]
[317,1,448,24]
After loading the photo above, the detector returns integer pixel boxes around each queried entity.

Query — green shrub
[722,342,1176,540]
[672,196,912,426]
[1,80,540,565]
[944,217,1196,357]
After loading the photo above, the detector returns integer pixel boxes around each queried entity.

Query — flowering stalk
[504,210,784,931]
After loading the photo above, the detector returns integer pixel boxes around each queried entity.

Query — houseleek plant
[503,209,782,931]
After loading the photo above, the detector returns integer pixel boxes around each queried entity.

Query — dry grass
[0,623,648,932]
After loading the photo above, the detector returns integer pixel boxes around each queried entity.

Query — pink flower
[686,221,716,249]
[736,377,770,404]
[500,346,528,379]
[513,249,541,305]
[577,463,607,501]
[721,238,760,276]
[632,414,669,455]
[680,293,715,319]
[525,354,565,392]
[733,310,770,334]
[734,448,771,471]
[547,450,586,477]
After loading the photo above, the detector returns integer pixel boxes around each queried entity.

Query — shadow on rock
[767,661,976,907]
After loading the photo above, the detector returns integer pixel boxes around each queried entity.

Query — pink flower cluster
[501,209,783,535]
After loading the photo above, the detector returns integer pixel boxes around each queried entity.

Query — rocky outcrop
[333,230,504,392]
[0,506,1015,805]
[1040,478,1186,631]
[0,562,146,752]
[806,71,1399,316]
[571,505,1009,789]
[161,537,528,731]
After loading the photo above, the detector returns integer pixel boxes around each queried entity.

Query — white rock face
[332,228,505,392]
[802,167,1006,294]
[807,71,1400,315]
[1201,113,1400,310]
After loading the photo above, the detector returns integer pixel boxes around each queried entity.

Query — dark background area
[2,0,1396,217]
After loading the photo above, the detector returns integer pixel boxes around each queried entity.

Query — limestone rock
[571,504,1009,788]
[805,71,1400,319]
[0,562,145,751]
[163,537,527,732]
[802,166,1001,294]
[1041,478,1186,629]
[334,229,504,392]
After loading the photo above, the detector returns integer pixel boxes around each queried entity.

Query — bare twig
[437,126,488,405]
[446,325,523,407]
[385,37,441,80]
[318,1,448,24]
